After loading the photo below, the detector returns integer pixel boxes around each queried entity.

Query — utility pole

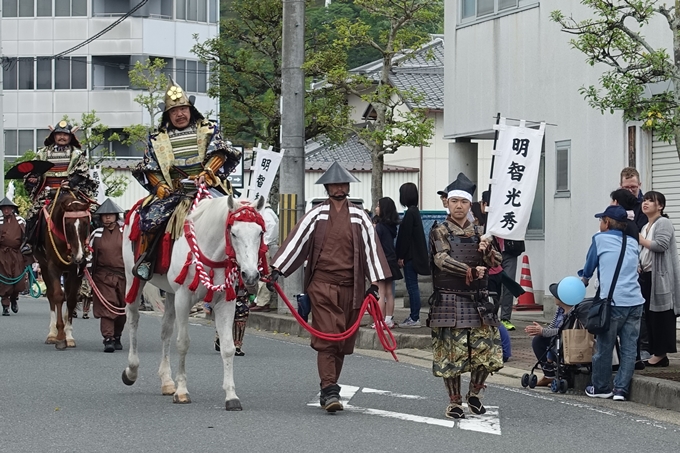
[278,0,306,313]
[0,3,5,198]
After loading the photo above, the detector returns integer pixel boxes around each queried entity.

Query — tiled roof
[305,134,417,172]
[348,35,445,110]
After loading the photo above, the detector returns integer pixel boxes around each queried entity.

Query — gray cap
[315,162,361,185]
[95,198,124,215]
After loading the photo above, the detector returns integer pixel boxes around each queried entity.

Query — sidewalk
[239,299,680,413]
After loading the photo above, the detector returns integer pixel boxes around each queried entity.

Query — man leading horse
[131,78,242,279]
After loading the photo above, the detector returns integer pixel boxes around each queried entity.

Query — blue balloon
[557,276,586,306]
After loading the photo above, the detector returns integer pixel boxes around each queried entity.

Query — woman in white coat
[638,191,680,367]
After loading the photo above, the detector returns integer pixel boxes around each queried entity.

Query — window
[19,0,35,16]
[175,59,207,93]
[555,140,571,197]
[2,58,36,90]
[37,57,52,90]
[176,0,186,19]
[37,129,51,147]
[55,57,87,89]
[3,130,41,157]
[2,0,17,17]
[527,144,545,236]
[2,58,18,90]
[37,0,52,16]
[176,0,211,22]
[55,0,86,17]
[460,0,529,22]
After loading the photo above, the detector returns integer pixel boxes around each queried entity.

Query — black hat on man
[95,198,124,216]
[446,172,476,201]
[44,120,82,149]
[437,181,455,197]
[0,197,18,212]
[315,162,361,185]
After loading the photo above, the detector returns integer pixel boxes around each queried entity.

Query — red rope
[268,282,399,362]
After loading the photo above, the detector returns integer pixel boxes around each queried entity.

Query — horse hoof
[122,370,136,386]
[225,399,242,411]
[55,340,67,350]
[66,340,76,348]
[45,337,58,344]
[173,393,191,404]
[161,384,176,395]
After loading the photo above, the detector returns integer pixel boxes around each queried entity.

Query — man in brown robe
[0,198,27,316]
[88,199,126,352]
[270,162,391,412]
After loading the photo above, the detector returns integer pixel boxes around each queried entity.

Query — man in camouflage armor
[428,173,503,420]
[21,121,98,255]
[132,78,241,279]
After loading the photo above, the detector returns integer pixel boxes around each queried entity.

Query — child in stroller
[521,283,592,393]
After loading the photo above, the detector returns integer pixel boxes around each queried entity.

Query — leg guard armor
[443,376,464,419]
[467,366,490,415]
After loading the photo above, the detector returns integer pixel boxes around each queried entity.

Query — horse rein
[44,186,92,265]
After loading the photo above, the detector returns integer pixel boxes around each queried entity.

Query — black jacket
[395,206,429,275]
[633,191,648,232]
[376,222,398,264]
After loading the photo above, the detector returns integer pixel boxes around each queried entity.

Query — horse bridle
[43,188,92,265]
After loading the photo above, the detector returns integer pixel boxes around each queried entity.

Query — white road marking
[308,384,501,435]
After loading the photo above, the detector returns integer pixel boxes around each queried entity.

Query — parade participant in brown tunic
[0,198,27,316]
[88,199,126,353]
[270,162,391,412]
[428,173,503,420]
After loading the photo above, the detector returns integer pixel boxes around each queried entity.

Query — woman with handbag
[638,191,680,367]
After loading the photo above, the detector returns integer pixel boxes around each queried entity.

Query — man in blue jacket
[579,205,644,402]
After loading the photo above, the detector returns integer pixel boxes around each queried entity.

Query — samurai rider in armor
[214,288,251,356]
[131,78,241,280]
[21,121,98,255]
[428,173,504,420]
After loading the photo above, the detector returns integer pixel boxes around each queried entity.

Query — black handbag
[586,233,627,335]
[504,240,525,257]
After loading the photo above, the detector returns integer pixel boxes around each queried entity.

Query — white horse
[121,194,266,411]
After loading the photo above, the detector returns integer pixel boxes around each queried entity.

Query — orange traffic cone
[514,254,542,311]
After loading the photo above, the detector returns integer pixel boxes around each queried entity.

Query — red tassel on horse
[188,268,200,292]
[174,252,193,285]
[155,232,172,274]
[125,277,141,304]
[128,218,141,242]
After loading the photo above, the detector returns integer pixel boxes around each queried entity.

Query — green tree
[551,1,680,159]
[62,111,129,198]
[307,0,441,208]
[3,151,37,217]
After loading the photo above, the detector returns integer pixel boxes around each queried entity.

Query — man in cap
[428,172,504,419]
[21,121,98,255]
[269,162,391,412]
[131,79,241,279]
[0,198,28,315]
[88,199,127,352]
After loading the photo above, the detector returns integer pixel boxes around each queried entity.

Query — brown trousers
[100,316,126,339]
[307,280,359,388]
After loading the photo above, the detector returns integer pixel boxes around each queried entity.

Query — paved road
[1,297,679,453]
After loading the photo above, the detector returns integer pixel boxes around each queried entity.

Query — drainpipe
[419,143,424,208]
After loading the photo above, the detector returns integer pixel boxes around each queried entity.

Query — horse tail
[141,284,165,312]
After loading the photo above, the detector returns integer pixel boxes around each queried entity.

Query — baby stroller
[520,299,593,393]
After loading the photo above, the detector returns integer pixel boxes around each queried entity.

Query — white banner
[486,118,545,240]
[247,144,284,201]
[89,166,107,204]
[6,181,15,202]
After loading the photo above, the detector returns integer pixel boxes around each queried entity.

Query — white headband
[447,190,472,202]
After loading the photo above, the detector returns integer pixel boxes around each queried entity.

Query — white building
[444,1,675,307]
[2,0,219,159]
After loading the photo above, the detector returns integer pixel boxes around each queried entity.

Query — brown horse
[33,188,92,350]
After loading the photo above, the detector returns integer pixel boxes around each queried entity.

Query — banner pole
[488,112,501,201]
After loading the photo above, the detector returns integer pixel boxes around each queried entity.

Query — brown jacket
[272,199,391,308]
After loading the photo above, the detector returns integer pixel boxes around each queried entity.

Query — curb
[247,311,680,413]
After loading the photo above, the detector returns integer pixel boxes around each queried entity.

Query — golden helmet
[163,77,192,112]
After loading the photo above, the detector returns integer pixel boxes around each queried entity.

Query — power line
[55,0,149,58]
